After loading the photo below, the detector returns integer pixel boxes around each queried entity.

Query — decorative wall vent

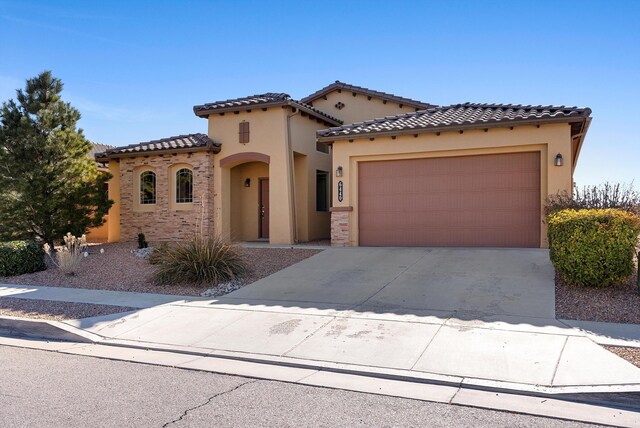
[335,102,345,110]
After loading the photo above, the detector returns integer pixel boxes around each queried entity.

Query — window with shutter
[239,121,250,144]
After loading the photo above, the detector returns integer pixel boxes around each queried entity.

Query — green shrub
[151,237,248,286]
[547,209,640,287]
[0,240,46,276]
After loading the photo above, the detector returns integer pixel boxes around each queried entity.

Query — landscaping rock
[200,279,246,298]
[133,247,154,259]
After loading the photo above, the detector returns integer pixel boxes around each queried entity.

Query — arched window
[140,171,156,204]
[176,168,193,203]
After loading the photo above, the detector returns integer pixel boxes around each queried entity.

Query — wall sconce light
[244,178,251,187]
[336,166,343,177]
[554,153,563,167]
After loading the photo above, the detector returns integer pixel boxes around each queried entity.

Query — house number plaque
[338,181,343,202]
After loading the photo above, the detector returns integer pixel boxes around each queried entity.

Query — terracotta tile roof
[317,103,592,139]
[194,93,290,113]
[89,142,115,158]
[193,93,342,125]
[301,80,435,110]
[95,133,221,159]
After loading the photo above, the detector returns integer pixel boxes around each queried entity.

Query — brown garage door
[358,152,541,247]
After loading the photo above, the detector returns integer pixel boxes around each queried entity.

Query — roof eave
[316,116,589,143]
[96,144,221,161]
[288,101,342,126]
[192,99,342,126]
[193,100,288,118]
[572,116,592,171]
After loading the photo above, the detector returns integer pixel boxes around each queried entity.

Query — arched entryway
[229,161,270,241]
[218,152,271,242]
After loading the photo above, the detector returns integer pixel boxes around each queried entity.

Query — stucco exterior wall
[294,152,309,242]
[229,162,269,241]
[86,218,109,242]
[116,151,214,243]
[289,113,332,241]
[310,91,418,124]
[330,123,574,248]
[107,160,121,243]
[209,107,294,244]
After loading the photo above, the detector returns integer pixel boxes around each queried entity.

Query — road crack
[162,379,257,427]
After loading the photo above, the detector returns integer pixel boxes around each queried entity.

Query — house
[96,81,591,248]
[86,142,115,242]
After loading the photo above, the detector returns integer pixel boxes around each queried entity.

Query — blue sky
[0,0,638,185]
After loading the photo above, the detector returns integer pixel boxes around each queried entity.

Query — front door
[259,178,269,239]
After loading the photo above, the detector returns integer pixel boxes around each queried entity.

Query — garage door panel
[360,173,540,197]
[358,152,541,247]
[361,190,540,213]
[361,209,539,230]
[360,226,540,247]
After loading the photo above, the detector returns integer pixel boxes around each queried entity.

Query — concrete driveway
[46,246,640,391]
[227,247,556,319]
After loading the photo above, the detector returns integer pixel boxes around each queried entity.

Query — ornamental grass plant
[44,233,87,275]
[151,236,248,286]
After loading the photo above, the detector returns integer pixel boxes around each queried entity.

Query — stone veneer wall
[330,211,351,247]
[118,152,214,242]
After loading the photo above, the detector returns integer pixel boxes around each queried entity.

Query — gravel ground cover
[0,297,136,321]
[0,243,320,297]
[604,345,640,369]
[555,271,640,324]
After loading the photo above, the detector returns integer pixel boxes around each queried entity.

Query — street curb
[0,316,103,343]
[1,315,639,399]
[103,339,640,407]
[1,334,639,427]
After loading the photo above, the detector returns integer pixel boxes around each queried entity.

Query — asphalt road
[0,345,597,428]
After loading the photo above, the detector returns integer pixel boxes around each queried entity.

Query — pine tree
[0,71,113,248]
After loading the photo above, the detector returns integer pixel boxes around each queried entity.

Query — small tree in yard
[0,71,112,249]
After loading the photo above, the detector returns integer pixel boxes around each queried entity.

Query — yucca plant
[152,237,248,286]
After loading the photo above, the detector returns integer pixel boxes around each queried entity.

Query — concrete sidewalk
[0,284,204,308]
[560,319,640,347]
[2,243,640,393]
[3,245,640,426]
[2,279,640,426]
[50,296,640,393]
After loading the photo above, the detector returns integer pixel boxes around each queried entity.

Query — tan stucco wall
[209,107,294,244]
[289,113,332,241]
[330,123,574,248]
[107,160,121,242]
[310,91,418,124]
[86,217,109,242]
[115,152,214,243]
[229,162,269,241]
[209,106,334,244]
[294,152,309,241]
